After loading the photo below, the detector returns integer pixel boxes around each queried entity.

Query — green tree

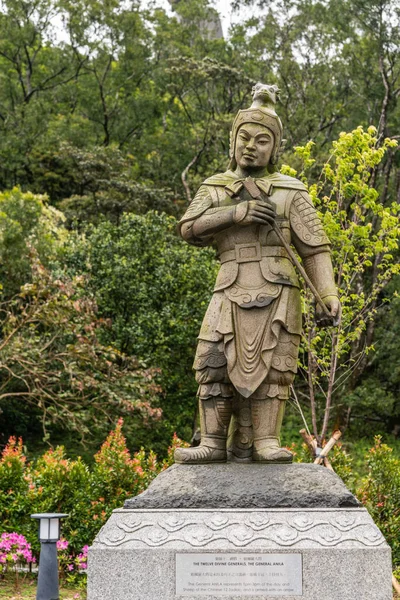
[64,211,218,453]
[0,0,85,188]
[0,187,66,298]
[56,144,177,225]
[345,280,400,437]
[283,127,400,442]
[0,255,162,448]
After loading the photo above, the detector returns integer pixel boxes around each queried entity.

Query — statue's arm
[178,185,276,246]
[178,185,231,246]
[180,206,236,245]
[179,185,275,246]
[290,191,340,323]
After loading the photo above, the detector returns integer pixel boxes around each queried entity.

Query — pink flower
[67,564,74,571]
[0,532,33,564]
[56,538,69,551]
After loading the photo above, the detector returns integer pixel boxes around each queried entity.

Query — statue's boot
[251,398,293,463]
[174,397,232,464]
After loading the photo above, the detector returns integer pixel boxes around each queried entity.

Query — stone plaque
[176,553,302,596]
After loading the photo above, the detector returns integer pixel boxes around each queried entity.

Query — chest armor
[211,187,300,299]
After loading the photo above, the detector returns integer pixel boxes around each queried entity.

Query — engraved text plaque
[176,553,302,596]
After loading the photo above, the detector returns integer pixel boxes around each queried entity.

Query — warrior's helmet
[229,83,285,170]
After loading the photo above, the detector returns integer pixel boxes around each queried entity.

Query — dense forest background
[0,0,399,462]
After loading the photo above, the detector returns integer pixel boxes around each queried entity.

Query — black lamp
[31,513,69,600]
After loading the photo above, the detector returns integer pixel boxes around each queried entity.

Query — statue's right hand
[234,199,276,226]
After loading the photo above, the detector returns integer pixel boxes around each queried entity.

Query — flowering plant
[57,539,88,587]
[0,532,34,570]
[0,532,35,590]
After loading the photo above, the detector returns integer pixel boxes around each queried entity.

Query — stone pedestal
[87,464,392,600]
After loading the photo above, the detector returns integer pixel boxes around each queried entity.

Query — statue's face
[235,123,274,170]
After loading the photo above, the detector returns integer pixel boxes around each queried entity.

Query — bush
[356,436,400,568]
[64,211,218,454]
[0,422,188,559]
[0,187,66,299]
[0,532,34,573]
[0,256,163,452]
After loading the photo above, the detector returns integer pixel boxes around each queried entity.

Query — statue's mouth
[256,88,271,95]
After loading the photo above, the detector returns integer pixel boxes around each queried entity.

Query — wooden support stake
[393,574,400,595]
[323,456,334,471]
[300,429,317,456]
[314,430,342,464]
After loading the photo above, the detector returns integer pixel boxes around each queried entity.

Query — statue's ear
[276,138,287,160]
[273,85,281,101]
[269,138,287,169]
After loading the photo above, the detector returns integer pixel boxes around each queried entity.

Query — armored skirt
[193,282,302,401]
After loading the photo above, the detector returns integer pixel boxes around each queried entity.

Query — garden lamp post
[31,513,69,600]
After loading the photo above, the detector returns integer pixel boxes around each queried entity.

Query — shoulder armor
[179,185,213,226]
[268,173,308,191]
[290,192,330,246]
[202,170,307,193]
[203,170,237,187]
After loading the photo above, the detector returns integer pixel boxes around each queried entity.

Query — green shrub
[64,211,218,454]
[356,436,400,568]
[0,187,66,298]
[0,256,162,452]
[0,421,188,558]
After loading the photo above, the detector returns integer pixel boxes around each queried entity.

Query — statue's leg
[251,371,294,463]
[174,396,232,464]
[174,328,234,464]
[227,392,253,462]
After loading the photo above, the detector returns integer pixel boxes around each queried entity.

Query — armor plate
[290,191,330,246]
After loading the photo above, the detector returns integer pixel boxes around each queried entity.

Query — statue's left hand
[316,296,341,327]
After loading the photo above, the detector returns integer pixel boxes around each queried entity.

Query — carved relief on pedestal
[93,509,385,550]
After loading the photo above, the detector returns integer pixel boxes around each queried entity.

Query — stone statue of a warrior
[174,83,341,465]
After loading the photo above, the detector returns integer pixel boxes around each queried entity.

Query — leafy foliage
[64,211,217,453]
[0,423,188,558]
[0,255,162,446]
[356,437,400,566]
[54,145,178,225]
[344,280,400,437]
[0,188,66,298]
[282,127,400,441]
[0,0,398,214]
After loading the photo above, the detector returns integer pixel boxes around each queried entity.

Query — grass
[0,574,86,599]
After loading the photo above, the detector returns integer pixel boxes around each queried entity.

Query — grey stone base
[87,507,392,599]
[123,464,360,509]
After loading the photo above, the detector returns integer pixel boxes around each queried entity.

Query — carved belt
[219,243,290,264]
